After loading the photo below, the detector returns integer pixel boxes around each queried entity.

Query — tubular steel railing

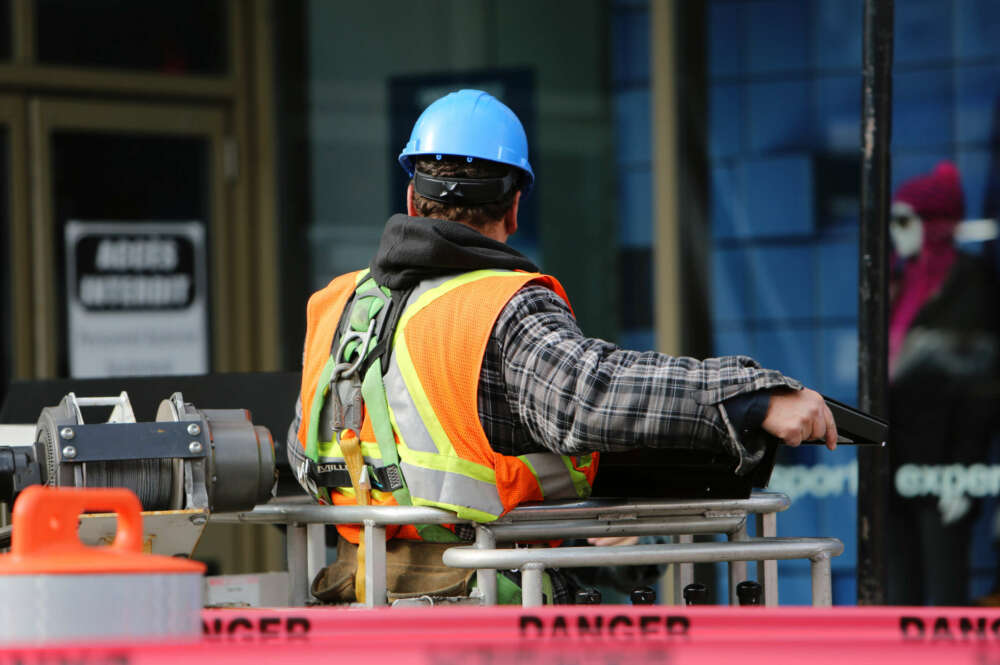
[211,491,841,608]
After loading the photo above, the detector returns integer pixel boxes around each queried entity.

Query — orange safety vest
[297,269,599,543]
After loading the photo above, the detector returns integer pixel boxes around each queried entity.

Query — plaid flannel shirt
[287,282,800,488]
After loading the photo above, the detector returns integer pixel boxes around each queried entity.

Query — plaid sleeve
[493,285,801,457]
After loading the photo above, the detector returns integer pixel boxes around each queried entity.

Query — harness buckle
[370,464,405,492]
[323,384,344,433]
[342,377,363,432]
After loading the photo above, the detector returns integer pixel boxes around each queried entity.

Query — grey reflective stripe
[384,355,439,454]
[399,461,506,517]
[383,272,472,456]
[520,453,582,499]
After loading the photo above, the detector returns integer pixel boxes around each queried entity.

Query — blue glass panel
[891,153,948,196]
[710,83,743,159]
[817,237,858,319]
[747,0,808,75]
[957,149,990,220]
[893,69,954,149]
[708,0,746,78]
[612,8,649,86]
[711,162,748,239]
[956,64,1000,146]
[712,247,752,324]
[833,569,858,605]
[619,328,656,352]
[748,79,812,153]
[815,75,860,152]
[713,328,754,357]
[813,0,862,71]
[970,496,1000,601]
[819,325,858,400]
[955,0,1000,60]
[614,89,651,167]
[894,0,953,65]
[745,156,814,237]
[749,244,815,320]
[618,167,653,248]
[753,325,818,386]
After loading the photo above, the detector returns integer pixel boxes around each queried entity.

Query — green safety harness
[306,271,459,543]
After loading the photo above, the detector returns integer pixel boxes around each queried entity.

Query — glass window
[288,1,618,345]
[36,0,227,75]
[51,132,211,376]
[704,0,862,605]
[887,0,1000,608]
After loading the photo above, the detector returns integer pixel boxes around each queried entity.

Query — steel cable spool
[83,459,174,509]
[8,391,277,513]
[35,394,176,510]
[0,486,204,644]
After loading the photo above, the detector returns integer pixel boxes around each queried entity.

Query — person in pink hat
[887,161,1000,606]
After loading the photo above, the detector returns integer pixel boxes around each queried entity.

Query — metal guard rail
[209,491,839,608]
[443,537,844,608]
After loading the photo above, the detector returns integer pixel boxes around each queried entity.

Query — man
[287,89,836,602]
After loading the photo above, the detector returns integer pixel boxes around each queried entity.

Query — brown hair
[410,156,519,228]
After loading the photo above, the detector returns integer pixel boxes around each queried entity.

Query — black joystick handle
[575,588,602,605]
[736,580,762,606]
[630,586,656,605]
[683,583,708,606]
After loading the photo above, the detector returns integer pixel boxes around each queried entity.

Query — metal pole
[857,0,893,606]
[285,523,309,606]
[756,513,779,606]
[727,522,749,606]
[363,520,387,607]
[521,563,545,608]
[306,523,327,590]
[811,553,834,607]
[672,534,694,605]
[475,524,498,606]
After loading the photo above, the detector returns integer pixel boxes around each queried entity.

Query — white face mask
[890,201,923,259]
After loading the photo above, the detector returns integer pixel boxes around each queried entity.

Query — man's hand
[761,388,837,450]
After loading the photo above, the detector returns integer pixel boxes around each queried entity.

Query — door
[27,99,249,378]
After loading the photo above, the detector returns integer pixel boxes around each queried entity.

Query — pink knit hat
[893,161,964,223]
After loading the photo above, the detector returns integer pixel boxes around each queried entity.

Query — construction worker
[287,89,837,604]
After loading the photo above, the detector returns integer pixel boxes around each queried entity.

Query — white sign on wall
[65,221,209,378]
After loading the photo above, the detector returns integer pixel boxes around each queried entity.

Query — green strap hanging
[361,356,460,543]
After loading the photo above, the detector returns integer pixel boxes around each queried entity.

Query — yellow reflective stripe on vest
[563,455,595,498]
[385,385,494,484]
[382,348,438,454]
[396,269,514,332]
[315,439,383,463]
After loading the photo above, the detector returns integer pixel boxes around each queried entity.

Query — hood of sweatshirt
[369,214,538,290]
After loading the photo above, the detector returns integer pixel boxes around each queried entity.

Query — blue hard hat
[398,89,534,194]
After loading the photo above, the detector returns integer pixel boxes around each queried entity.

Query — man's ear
[504,190,521,237]
[406,182,418,216]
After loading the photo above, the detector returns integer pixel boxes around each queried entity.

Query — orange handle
[10,486,143,556]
